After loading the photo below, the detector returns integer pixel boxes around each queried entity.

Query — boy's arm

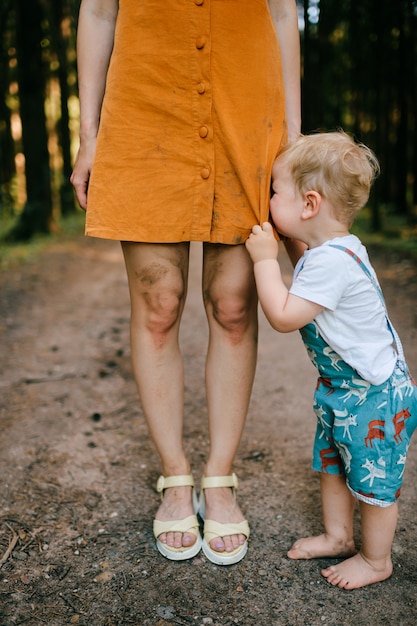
[246,223,323,333]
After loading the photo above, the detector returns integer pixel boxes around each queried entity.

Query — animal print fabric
[301,321,417,507]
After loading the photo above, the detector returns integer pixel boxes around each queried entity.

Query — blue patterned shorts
[300,322,417,507]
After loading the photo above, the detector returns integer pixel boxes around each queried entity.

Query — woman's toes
[182,532,195,547]
[211,534,243,553]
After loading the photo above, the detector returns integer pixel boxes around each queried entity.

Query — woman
[71,0,301,565]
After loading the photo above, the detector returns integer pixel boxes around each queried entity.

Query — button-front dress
[86,0,288,244]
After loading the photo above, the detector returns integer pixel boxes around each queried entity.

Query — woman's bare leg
[202,243,258,553]
[288,473,356,559]
[322,500,396,589]
[122,241,195,550]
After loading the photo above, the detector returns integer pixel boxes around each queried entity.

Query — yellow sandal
[153,474,202,561]
[199,473,250,565]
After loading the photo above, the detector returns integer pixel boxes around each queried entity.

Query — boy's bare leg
[287,473,356,559]
[322,500,397,589]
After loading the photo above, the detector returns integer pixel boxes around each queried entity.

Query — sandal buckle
[156,475,165,493]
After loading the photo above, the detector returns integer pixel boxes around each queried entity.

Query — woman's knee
[203,244,257,338]
[144,283,185,335]
[206,289,257,339]
[123,243,189,335]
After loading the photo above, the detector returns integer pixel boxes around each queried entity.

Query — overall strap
[328,244,405,362]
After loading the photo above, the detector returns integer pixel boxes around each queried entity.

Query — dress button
[197,82,206,94]
[196,36,206,49]
[200,167,210,179]
[195,0,204,5]
[199,126,208,138]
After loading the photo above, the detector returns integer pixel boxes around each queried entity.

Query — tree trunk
[0,0,15,216]
[10,0,52,240]
[50,0,77,215]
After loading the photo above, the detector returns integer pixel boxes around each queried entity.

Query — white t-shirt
[289,235,398,385]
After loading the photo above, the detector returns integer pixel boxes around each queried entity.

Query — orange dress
[86,0,287,244]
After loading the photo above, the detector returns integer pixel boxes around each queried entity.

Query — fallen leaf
[94,571,114,583]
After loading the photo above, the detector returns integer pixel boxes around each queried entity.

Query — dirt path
[1,235,417,626]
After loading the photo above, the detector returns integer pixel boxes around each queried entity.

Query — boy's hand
[245,222,279,263]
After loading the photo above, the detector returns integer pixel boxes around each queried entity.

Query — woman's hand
[70,136,97,210]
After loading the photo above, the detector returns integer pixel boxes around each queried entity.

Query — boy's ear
[301,190,321,220]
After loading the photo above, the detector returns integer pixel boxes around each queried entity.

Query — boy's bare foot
[287,534,356,560]
[321,552,393,589]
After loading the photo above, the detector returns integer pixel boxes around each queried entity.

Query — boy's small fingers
[262,222,273,232]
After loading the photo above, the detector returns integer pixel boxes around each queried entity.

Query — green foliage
[0,210,85,269]
[352,206,417,262]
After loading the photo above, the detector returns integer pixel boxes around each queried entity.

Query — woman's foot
[155,484,197,549]
[203,485,247,553]
[287,533,356,560]
[321,552,393,589]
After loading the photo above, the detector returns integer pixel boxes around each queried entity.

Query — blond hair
[277,131,380,227]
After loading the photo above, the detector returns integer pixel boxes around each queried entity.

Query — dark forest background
[0,0,416,243]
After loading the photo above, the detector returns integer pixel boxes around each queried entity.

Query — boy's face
[270,160,304,239]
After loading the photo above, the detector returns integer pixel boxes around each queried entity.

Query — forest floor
[1,234,417,626]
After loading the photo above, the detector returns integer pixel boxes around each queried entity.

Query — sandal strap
[156,474,194,494]
[153,514,200,538]
[200,473,238,492]
[203,519,250,541]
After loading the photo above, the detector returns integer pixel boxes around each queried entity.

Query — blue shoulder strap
[328,244,405,362]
